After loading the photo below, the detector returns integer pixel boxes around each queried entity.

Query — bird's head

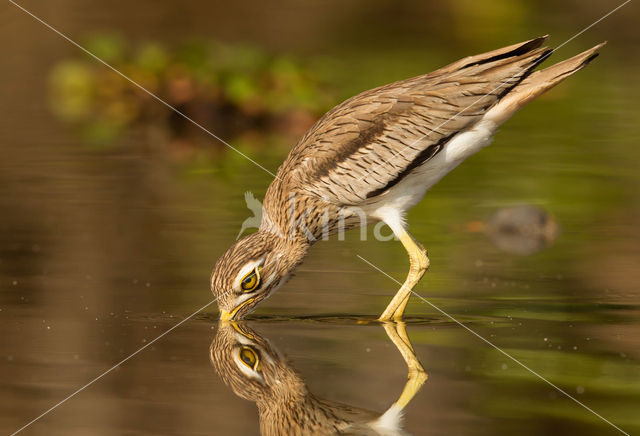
[211,230,306,320]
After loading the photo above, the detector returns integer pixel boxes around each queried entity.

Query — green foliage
[48,61,95,121]
[48,33,335,148]
[82,32,126,64]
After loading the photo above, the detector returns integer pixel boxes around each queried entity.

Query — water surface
[1,1,640,434]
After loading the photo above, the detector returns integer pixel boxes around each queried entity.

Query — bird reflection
[210,321,427,435]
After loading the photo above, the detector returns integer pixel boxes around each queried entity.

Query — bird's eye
[239,346,259,370]
[240,267,262,292]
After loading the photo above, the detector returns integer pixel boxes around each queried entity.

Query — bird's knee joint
[411,254,429,273]
[408,367,428,383]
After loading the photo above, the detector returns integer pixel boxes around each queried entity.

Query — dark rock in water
[486,205,560,255]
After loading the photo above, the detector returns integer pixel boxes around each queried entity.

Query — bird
[210,36,605,321]
[484,204,561,255]
[210,321,427,435]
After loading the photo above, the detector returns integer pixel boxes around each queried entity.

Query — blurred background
[1,0,639,435]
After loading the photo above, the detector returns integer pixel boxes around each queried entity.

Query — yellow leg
[378,227,429,321]
[382,322,427,408]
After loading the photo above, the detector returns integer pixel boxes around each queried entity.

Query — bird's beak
[219,297,256,321]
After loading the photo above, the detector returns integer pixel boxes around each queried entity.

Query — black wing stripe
[365,132,455,199]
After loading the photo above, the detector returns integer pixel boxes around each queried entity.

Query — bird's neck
[272,231,311,274]
[261,183,346,245]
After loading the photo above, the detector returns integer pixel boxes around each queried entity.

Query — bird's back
[267,36,601,210]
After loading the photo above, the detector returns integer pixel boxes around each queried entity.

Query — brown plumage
[211,36,605,321]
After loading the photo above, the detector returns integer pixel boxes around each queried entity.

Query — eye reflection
[239,346,259,370]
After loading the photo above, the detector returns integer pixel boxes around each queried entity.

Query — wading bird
[211,36,604,321]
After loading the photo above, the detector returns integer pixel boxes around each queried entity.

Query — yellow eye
[239,347,259,370]
[240,267,262,292]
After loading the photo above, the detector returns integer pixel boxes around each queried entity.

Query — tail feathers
[436,35,549,75]
[519,42,604,92]
[486,42,606,124]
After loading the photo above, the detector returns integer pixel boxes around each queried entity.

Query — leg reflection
[382,322,428,409]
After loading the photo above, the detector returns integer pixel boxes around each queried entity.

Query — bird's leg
[378,227,429,321]
[382,322,427,409]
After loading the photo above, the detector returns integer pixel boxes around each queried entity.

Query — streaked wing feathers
[277,37,550,205]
